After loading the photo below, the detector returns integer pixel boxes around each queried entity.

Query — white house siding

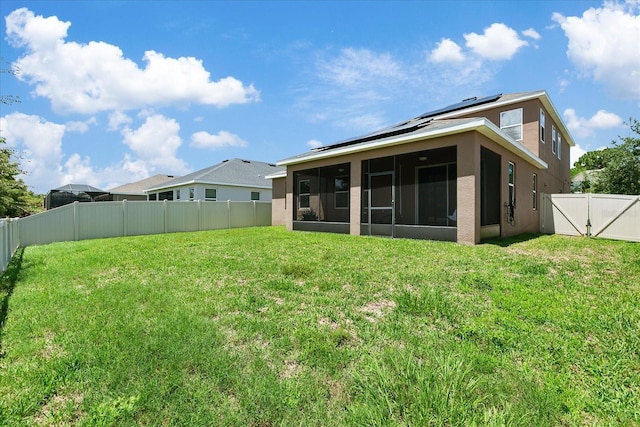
[150,184,272,202]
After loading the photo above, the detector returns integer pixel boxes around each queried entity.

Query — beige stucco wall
[458,98,571,194]
[270,177,286,226]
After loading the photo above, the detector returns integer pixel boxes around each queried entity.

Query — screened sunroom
[292,146,458,241]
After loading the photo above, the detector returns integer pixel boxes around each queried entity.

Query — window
[500,108,523,141]
[205,188,216,200]
[189,187,195,200]
[176,189,181,200]
[251,191,260,201]
[532,173,537,210]
[552,125,557,154]
[335,176,349,209]
[540,109,546,143]
[557,133,562,160]
[158,191,173,201]
[299,180,310,208]
[508,162,516,207]
[149,193,157,201]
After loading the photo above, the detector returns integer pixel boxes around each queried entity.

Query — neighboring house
[571,169,602,193]
[270,90,574,244]
[145,158,284,202]
[100,174,179,201]
[44,184,109,210]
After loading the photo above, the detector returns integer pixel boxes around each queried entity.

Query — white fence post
[123,200,128,236]
[73,202,79,241]
[164,199,168,234]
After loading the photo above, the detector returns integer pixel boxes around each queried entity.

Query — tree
[0,136,32,217]
[572,118,640,195]
[1,60,43,216]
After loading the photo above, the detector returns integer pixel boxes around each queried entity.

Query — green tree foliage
[1,60,44,216]
[0,136,32,217]
[572,118,640,195]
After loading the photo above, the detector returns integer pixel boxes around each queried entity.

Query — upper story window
[552,125,557,154]
[500,108,523,141]
[557,133,562,160]
[540,109,546,143]
[205,188,217,200]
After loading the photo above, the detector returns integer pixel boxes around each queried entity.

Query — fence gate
[540,193,640,242]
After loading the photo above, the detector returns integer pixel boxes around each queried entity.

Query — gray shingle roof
[109,174,179,194]
[145,159,284,191]
[51,184,107,194]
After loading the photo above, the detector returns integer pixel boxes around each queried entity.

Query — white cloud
[190,130,247,150]
[552,2,640,99]
[429,38,465,63]
[5,7,260,114]
[522,28,541,40]
[121,113,189,173]
[0,112,66,192]
[464,23,529,60]
[317,48,403,87]
[563,108,624,137]
[65,117,96,133]
[307,139,323,149]
[108,111,132,131]
[570,143,588,167]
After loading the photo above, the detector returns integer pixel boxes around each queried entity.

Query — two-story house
[269,90,574,244]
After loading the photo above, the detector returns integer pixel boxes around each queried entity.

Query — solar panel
[311,93,503,153]
[417,93,502,119]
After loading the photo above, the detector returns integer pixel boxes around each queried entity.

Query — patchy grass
[0,227,638,426]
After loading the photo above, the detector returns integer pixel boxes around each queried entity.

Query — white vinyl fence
[1,218,20,273]
[0,200,271,273]
[540,193,640,242]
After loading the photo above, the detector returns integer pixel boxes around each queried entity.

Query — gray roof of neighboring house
[277,90,570,168]
[145,158,285,192]
[50,184,107,194]
[109,174,179,195]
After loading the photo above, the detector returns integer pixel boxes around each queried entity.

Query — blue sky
[1,1,638,193]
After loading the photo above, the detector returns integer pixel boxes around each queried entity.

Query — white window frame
[189,187,195,200]
[540,109,546,143]
[552,125,557,155]
[205,188,217,200]
[176,189,181,200]
[508,162,516,207]
[532,173,537,210]
[500,108,523,141]
[557,133,562,160]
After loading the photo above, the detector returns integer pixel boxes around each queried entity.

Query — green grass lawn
[0,227,638,426]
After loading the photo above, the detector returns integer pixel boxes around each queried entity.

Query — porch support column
[349,160,362,235]
[457,137,481,244]
[285,170,294,231]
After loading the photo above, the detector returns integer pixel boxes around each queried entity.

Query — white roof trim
[265,170,287,179]
[278,118,547,169]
